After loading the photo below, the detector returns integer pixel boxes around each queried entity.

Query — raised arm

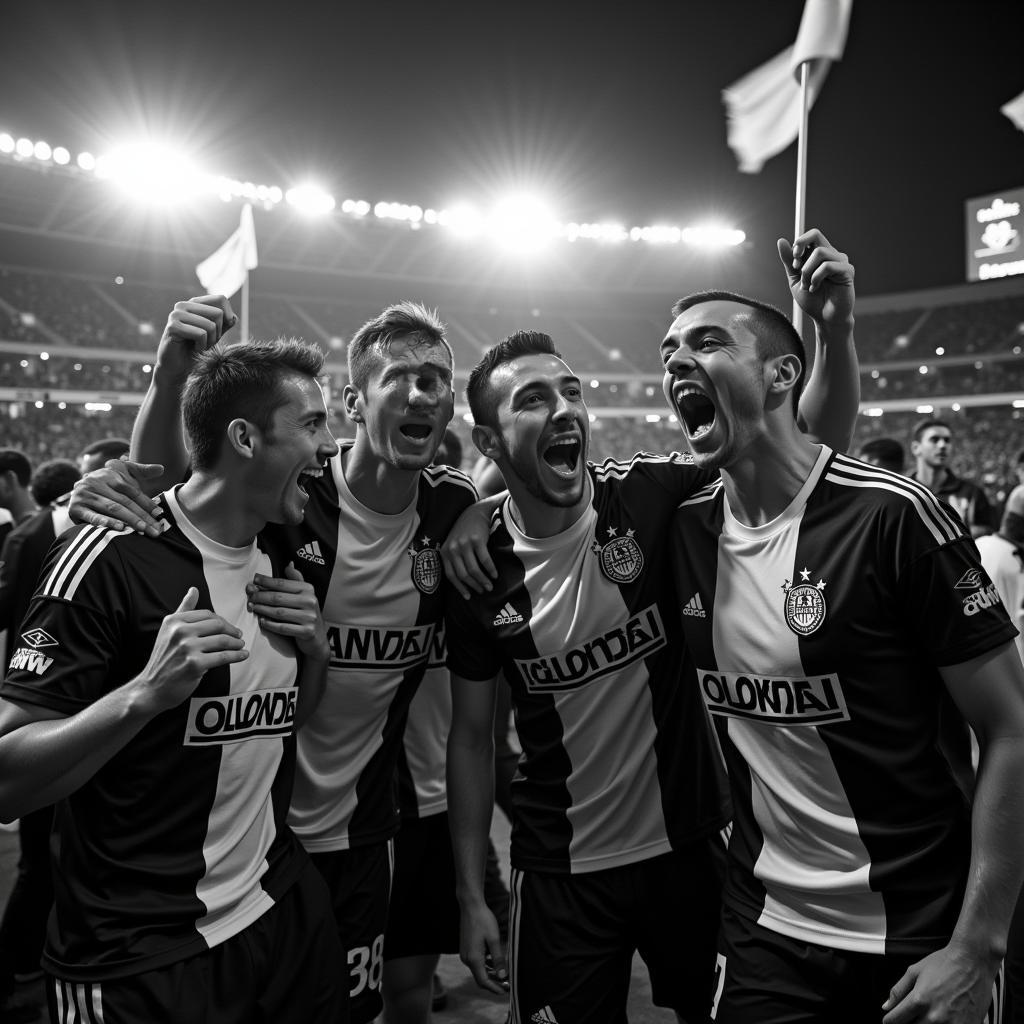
[779,228,859,452]
[132,294,237,489]
[0,588,247,821]
[446,670,508,994]
[883,641,1024,1024]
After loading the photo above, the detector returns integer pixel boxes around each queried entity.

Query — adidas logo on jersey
[493,603,524,626]
[682,593,707,618]
[296,541,326,566]
[530,1008,559,1024]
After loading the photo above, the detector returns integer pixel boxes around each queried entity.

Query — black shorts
[45,860,346,1024]
[712,905,1005,1024]
[508,842,722,1024]
[383,811,460,961]
[310,842,394,1024]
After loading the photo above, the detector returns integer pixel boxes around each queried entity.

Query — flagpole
[241,269,250,344]
[793,60,812,340]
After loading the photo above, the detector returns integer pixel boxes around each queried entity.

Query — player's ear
[343,383,364,425]
[472,424,501,460]
[768,354,802,396]
[226,418,258,460]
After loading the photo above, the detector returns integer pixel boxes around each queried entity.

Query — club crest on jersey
[408,535,443,595]
[591,526,644,584]
[782,568,827,636]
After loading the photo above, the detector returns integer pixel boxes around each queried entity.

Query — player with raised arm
[0,331,345,1023]
[70,297,476,1024]
[442,231,860,1024]
[663,282,1024,1024]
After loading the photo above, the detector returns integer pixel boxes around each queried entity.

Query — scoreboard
[965,186,1024,281]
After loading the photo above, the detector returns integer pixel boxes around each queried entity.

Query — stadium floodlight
[0,133,13,154]
[97,142,206,206]
[33,141,52,161]
[489,195,559,252]
[645,414,662,423]
[15,137,33,158]
[52,146,70,165]
[681,224,746,249]
[915,405,934,414]
[77,151,96,171]
[437,202,483,239]
[864,408,884,417]
[285,184,336,215]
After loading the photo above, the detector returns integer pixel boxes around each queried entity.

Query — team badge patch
[408,535,442,594]
[782,568,827,636]
[591,526,644,583]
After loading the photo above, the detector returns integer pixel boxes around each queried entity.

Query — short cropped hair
[466,331,562,430]
[857,437,905,474]
[670,290,806,413]
[347,302,451,394]
[30,459,81,505]
[0,449,31,488]
[911,418,951,443]
[79,437,130,462]
[182,337,325,471]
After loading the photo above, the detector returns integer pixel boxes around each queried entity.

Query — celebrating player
[0,337,345,1023]
[442,230,860,1024]
[71,297,475,1024]
[663,286,1024,1024]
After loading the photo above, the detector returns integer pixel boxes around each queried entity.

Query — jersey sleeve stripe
[829,454,966,539]
[422,464,478,499]
[594,451,690,482]
[677,479,722,508]
[825,462,963,546]
[42,526,123,601]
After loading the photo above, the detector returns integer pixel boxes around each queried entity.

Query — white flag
[1002,89,1024,133]
[196,204,258,297]
[723,0,852,173]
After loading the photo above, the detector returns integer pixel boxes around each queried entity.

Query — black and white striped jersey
[1,487,306,981]
[446,452,729,875]
[269,444,476,848]
[671,446,1017,955]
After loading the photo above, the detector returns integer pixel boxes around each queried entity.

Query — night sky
[2,0,1023,298]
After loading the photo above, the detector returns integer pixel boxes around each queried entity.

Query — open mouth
[542,436,582,476]
[297,466,324,496]
[675,385,716,440]
[399,423,433,441]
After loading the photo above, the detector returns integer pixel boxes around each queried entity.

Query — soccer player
[442,230,860,1024]
[978,484,1024,665]
[662,288,1024,1024]
[73,297,476,1024]
[910,418,994,537]
[0,335,346,1023]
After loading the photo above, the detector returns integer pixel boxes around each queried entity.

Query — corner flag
[195,204,258,297]
[722,0,852,173]
[1002,89,1024,133]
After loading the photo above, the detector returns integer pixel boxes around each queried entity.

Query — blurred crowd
[3,263,1024,520]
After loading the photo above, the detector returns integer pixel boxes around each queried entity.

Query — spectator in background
[0,458,80,1024]
[857,436,905,474]
[1014,448,1024,489]
[909,418,993,537]
[77,437,130,474]
[0,450,36,550]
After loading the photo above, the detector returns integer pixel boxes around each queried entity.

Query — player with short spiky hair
[664,281,1024,1023]
[444,230,860,1024]
[0,318,344,1023]
[71,294,476,1024]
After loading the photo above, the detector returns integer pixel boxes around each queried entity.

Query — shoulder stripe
[594,450,691,482]
[422,464,478,498]
[678,479,723,508]
[42,525,125,601]
[826,455,964,546]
